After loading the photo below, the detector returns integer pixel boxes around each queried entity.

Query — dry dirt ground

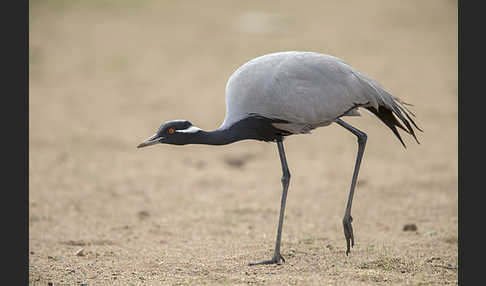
[29,1,457,285]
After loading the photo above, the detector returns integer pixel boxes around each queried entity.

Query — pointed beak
[137,133,163,148]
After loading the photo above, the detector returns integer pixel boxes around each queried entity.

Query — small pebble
[403,224,417,231]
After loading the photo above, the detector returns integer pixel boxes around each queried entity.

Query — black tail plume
[366,100,422,148]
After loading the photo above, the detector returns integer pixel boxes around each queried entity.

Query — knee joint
[281,171,291,184]
[358,133,367,144]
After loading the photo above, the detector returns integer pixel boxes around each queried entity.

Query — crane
[137,51,422,265]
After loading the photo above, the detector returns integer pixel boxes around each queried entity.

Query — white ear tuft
[176,126,202,134]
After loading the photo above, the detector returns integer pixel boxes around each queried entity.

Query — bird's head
[137,120,202,147]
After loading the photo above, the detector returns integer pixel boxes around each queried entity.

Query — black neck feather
[190,115,291,145]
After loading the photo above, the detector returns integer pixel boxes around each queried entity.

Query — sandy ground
[29,1,457,285]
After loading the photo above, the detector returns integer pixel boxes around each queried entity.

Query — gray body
[222,51,398,134]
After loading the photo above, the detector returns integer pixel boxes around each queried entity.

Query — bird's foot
[343,214,355,255]
[248,253,285,266]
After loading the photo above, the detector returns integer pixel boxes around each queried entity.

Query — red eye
[168,128,175,134]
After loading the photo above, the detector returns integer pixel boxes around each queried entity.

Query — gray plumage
[221,51,420,144]
[138,51,422,265]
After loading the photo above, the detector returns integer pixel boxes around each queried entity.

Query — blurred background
[30,0,457,284]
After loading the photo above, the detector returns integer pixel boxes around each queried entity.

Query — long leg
[249,139,291,265]
[335,118,367,255]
